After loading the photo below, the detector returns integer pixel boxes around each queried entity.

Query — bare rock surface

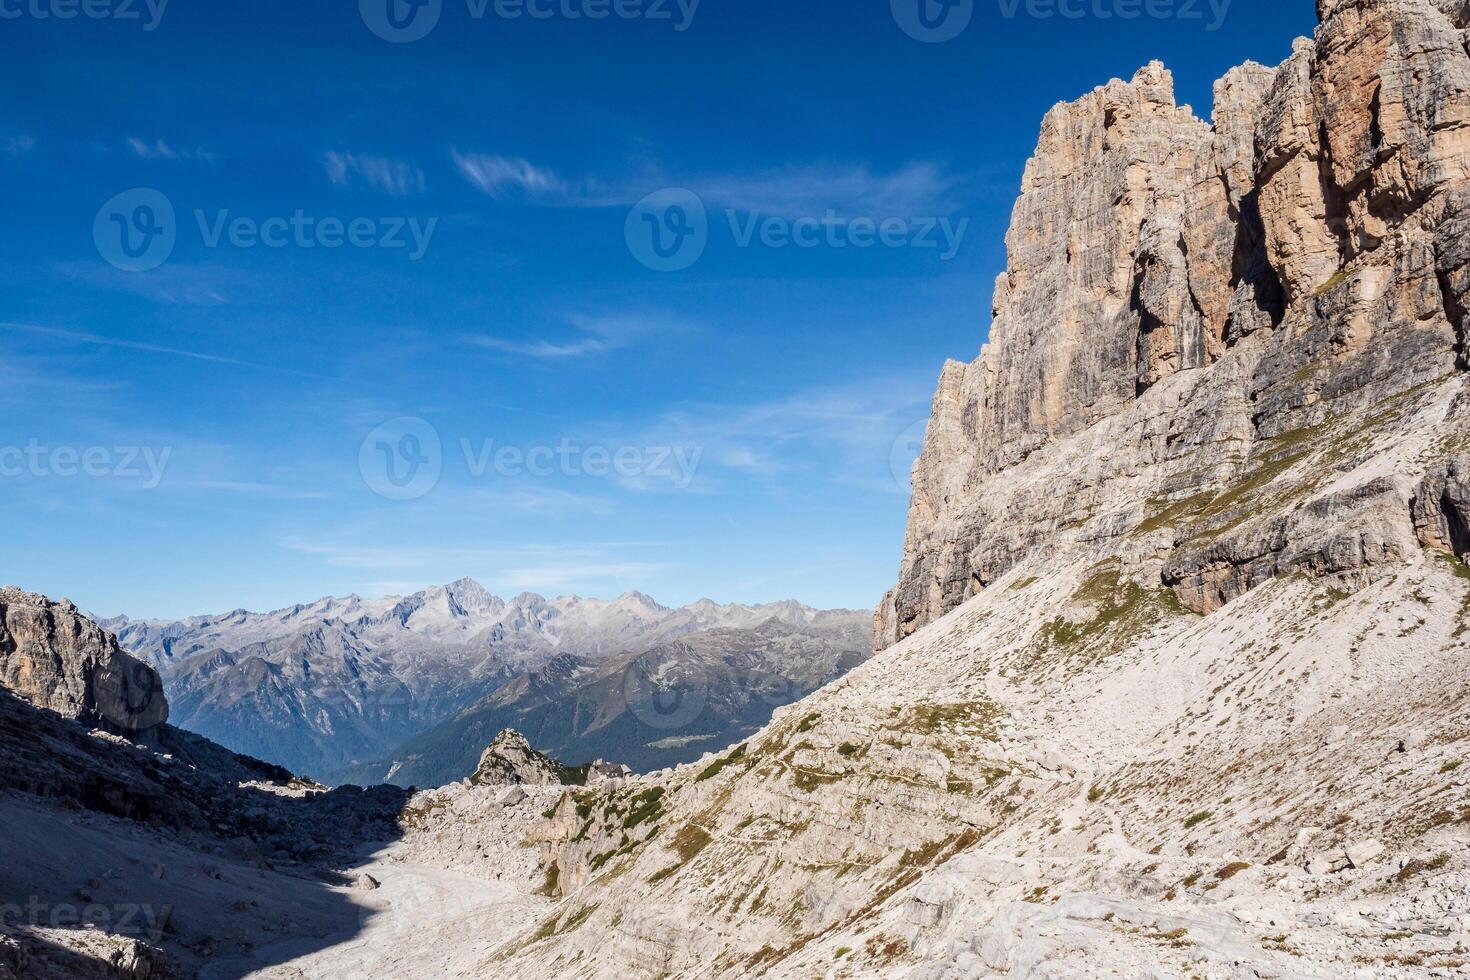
[7,3,1470,979]
[468,730,566,787]
[876,0,1470,648]
[412,2,1470,976]
[1,588,168,733]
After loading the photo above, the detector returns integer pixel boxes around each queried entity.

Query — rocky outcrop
[470,730,565,786]
[0,587,168,732]
[878,0,1470,647]
[1412,455,1470,554]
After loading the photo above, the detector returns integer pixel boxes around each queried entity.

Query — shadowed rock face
[0,587,168,732]
[878,0,1470,647]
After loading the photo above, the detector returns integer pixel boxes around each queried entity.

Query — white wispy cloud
[4,134,35,158]
[186,480,331,500]
[450,151,962,216]
[463,312,684,359]
[696,162,959,216]
[127,137,215,164]
[467,486,615,517]
[323,152,425,197]
[57,261,243,306]
[0,321,340,381]
[624,373,938,494]
[452,151,566,200]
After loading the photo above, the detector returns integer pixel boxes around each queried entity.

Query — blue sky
[0,0,1316,618]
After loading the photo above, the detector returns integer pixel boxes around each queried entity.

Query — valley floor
[198,844,547,980]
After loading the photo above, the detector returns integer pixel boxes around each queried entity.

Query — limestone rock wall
[0,587,168,732]
[879,0,1470,648]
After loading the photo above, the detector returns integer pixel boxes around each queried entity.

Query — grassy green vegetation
[672,823,713,862]
[1314,268,1351,296]
[624,786,665,829]
[1395,853,1451,883]
[1021,563,1192,673]
[535,863,560,896]
[1215,861,1250,881]
[695,743,748,782]
[647,824,713,884]
[1184,810,1213,830]
[1136,490,1217,536]
[902,698,1001,738]
[791,767,844,792]
[530,903,599,942]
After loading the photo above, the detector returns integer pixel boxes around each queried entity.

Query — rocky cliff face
[878,0,1470,647]
[436,3,1470,976]
[0,587,168,733]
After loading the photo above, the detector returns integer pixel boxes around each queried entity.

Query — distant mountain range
[102,579,871,784]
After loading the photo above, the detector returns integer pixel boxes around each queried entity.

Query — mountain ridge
[98,579,872,781]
